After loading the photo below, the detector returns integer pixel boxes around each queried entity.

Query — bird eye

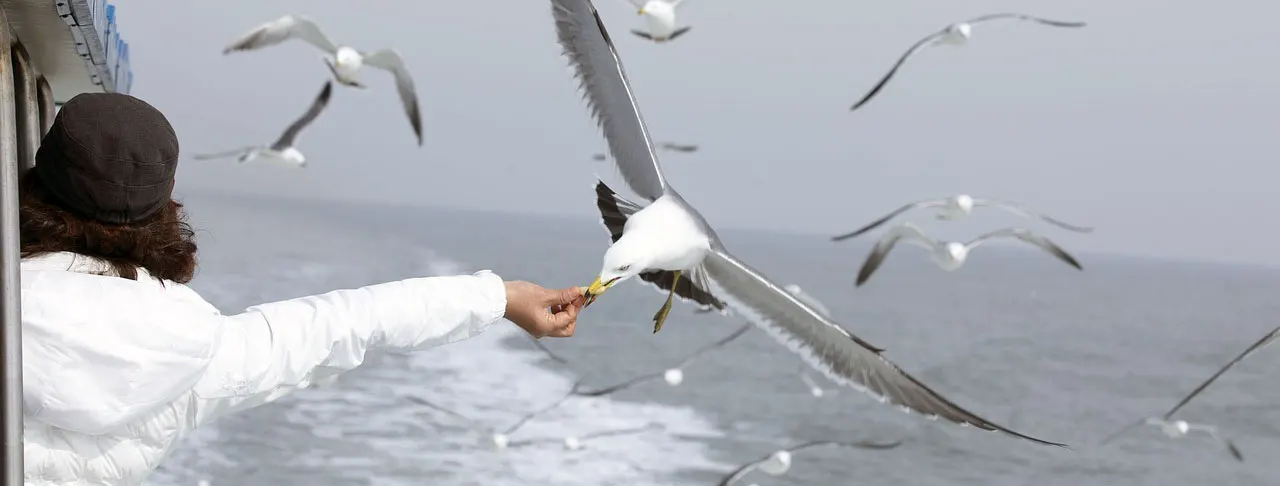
[617,265,631,272]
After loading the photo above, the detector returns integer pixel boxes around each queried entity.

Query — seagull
[573,324,752,397]
[506,422,665,450]
[222,14,424,145]
[852,223,1082,287]
[849,13,1087,112]
[1097,325,1280,461]
[552,0,1064,448]
[406,381,585,449]
[1100,418,1243,462]
[625,0,692,42]
[831,194,1093,242]
[717,439,905,486]
[659,142,699,152]
[192,81,333,168]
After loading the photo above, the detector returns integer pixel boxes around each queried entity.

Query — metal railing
[1,5,57,484]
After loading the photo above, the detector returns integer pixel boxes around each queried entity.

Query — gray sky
[110,0,1279,266]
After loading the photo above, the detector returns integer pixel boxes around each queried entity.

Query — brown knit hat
[34,92,179,225]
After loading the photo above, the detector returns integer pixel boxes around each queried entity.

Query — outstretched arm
[192,271,511,423]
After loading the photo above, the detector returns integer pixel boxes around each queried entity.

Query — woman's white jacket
[19,252,508,485]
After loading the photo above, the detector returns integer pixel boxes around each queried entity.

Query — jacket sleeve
[191,270,508,425]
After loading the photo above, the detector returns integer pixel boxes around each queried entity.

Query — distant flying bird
[1097,325,1280,461]
[407,380,584,449]
[831,194,1093,242]
[1100,418,1243,462]
[222,14,424,146]
[849,13,1087,112]
[573,324,752,397]
[192,81,333,168]
[506,422,665,451]
[594,142,698,161]
[659,142,698,152]
[852,223,1082,286]
[625,0,692,42]
[555,0,1063,448]
[717,439,904,486]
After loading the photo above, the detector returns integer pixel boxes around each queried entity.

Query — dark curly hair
[18,169,199,283]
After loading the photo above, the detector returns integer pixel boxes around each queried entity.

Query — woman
[18,92,586,485]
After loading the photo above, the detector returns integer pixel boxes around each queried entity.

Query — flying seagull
[832,194,1093,242]
[506,422,665,450]
[406,380,584,449]
[573,324,752,397]
[192,81,333,168]
[849,13,1087,112]
[552,0,1065,448]
[1097,325,1280,461]
[222,14,424,146]
[717,439,904,486]
[625,0,692,42]
[659,142,699,152]
[852,223,1082,287]
[1099,418,1243,462]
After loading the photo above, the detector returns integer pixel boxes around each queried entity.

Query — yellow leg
[651,271,681,334]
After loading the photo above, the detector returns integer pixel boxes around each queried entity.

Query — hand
[503,281,586,339]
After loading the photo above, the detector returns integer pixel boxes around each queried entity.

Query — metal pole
[0,4,25,485]
[35,76,52,137]
[12,42,38,173]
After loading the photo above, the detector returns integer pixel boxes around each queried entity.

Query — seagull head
[638,1,674,21]
[663,368,684,386]
[333,46,363,69]
[952,194,974,212]
[943,242,969,264]
[563,436,582,450]
[759,450,793,475]
[947,23,973,43]
[584,239,649,307]
[490,433,510,449]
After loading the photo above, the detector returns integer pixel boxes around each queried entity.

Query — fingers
[543,301,580,338]
[545,286,587,306]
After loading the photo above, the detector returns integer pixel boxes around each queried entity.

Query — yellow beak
[583,275,617,308]
[638,8,646,14]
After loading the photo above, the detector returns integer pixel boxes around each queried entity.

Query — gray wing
[782,284,830,318]
[856,223,938,287]
[270,81,333,151]
[831,199,947,241]
[849,29,950,112]
[1160,325,1280,420]
[191,146,257,161]
[362,49,424,146]
[966,228,1082,270]
[222,15,339,55]
[965,12,1088,28]
[971,198,1093,233]
[701,248,1066,447]
[553,0,669,201]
